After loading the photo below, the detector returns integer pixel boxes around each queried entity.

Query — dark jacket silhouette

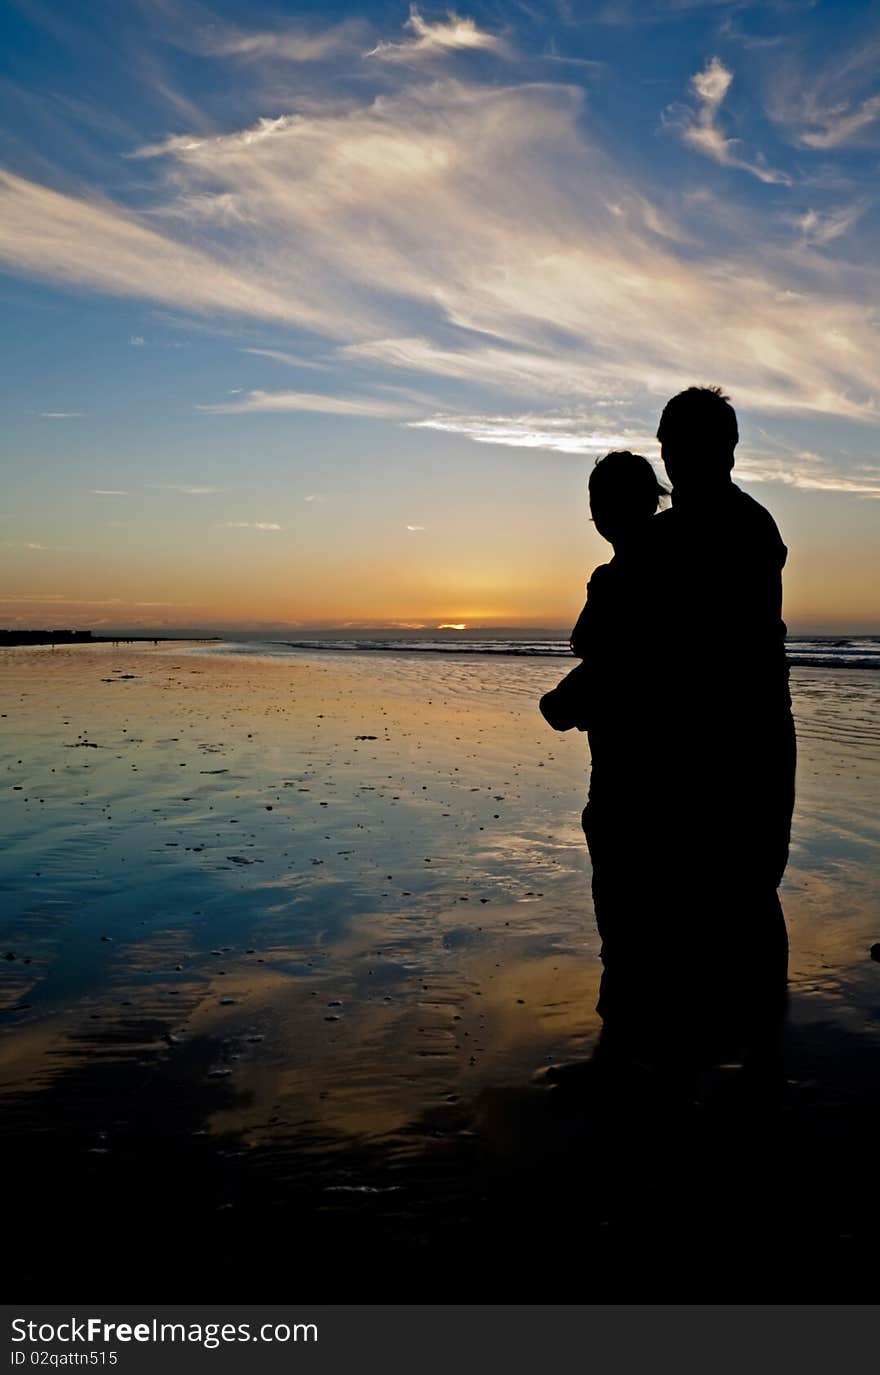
[540,419,796,1055]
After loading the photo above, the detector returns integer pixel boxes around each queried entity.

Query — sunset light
[3,0,878,1317]
[0,2,878,633]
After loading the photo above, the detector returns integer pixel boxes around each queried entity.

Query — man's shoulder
[730,485,786,557]
[660,484,785,557]
[641,508,678,557]
[732,484,778,526]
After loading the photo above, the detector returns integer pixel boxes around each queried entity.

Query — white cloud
[342,335,595,395]
[41,410,84,418]
[130,335,145,346]
[791,205,864,247]
[736,446,880,497]
[410,413,658,454]
[304,493,325,503]
[198,389,417,417]
[764,36,880,151]
[366,6,504,63]
[0,168,318,329]
[668,57,790,185]
[92,489,128,495]
[221,521,282,531]
[406,524,426,531]
[412,412,880,495]
[0,71,877,474]
[798,94,880,150]
[196,19,366,64]
[242,347,328,370]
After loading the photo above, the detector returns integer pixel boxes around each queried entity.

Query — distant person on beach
[540,387,796,1070]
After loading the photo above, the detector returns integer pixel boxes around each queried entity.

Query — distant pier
[0,629,220,647]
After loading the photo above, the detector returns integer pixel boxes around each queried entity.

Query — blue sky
[1,0,878,631]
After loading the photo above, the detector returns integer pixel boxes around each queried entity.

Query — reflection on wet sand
[2,647,879,1298]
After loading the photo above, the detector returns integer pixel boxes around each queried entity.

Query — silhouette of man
[655,387,794,875]
[647,387,796,1050]
[549,391,795,1074]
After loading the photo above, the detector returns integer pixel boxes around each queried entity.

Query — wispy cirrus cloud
[221,521,282,531]
[242,347,329,370]
[798,94,880,151]
[366,6,505,62]
[41,410,84,418]
[0,61,877,491]
[735,446,880,498]
[409,412,658,454]
[413,411,880,496]
[91,489,128,495]
[196,18,367,64]
[198,389,417,417]
[0,169,314,329]
[666,57,790,185]
[789,204,864,247]
[765,35,880,151]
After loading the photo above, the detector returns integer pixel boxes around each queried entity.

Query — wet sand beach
[2,643,879,1300]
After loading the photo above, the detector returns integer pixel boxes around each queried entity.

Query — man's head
[588,450,667,549]
[656,386,738,491]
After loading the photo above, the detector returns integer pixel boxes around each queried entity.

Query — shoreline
[3,632,879,670]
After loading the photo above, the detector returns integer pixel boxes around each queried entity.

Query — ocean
[186,633,880,670]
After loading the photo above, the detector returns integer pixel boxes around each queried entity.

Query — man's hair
[656,385,739,454]
[588,450,668,515]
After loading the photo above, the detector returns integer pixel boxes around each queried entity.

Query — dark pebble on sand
[871,943,880,962]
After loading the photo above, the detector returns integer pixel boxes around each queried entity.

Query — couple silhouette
[541,387,796,1087]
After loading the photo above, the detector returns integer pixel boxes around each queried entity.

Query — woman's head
[588,450,668,548]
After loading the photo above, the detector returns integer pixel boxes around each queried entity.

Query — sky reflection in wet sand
[1,645,879,1297]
